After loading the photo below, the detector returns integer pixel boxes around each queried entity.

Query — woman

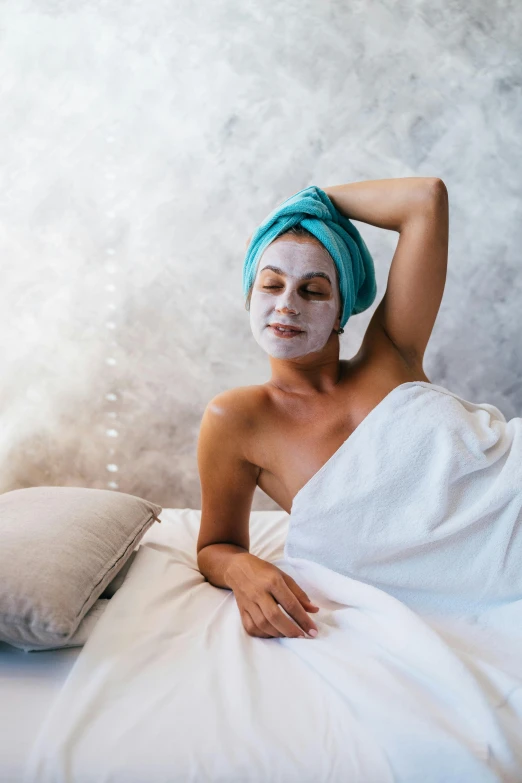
[196,177,449,641]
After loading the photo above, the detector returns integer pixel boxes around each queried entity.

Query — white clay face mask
[249,237,342,359]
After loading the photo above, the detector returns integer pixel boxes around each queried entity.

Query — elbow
[424,177,448,203]
[413,178,448,219]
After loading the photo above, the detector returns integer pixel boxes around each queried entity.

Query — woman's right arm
[196,389,259,587]
[196,390,319,639]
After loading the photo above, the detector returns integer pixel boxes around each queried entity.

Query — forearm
[322,177,444,233]
[197,542,250,589]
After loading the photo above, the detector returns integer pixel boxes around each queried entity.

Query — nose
[275,286,300,314]
[276,303,299,315]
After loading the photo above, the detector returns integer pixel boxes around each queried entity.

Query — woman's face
[249,237,342,359]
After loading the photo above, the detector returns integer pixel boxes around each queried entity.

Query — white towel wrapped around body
[284,380,522,617]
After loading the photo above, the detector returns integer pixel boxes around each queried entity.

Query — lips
[269,323,304,334]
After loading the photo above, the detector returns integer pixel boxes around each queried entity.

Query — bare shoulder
[203,384,268,436]
[198,384,268,476]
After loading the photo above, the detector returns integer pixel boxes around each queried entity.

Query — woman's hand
[225,553,320,639]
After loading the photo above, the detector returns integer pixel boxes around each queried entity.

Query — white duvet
[23,507,522,783]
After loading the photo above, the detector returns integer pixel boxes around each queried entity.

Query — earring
[337,327,344,335]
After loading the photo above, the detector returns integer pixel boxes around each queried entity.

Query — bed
[2,506,521,783]
[0,594,111,779]
[0,641,80,780]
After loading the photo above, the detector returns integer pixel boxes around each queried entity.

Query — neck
[266,343,343,396]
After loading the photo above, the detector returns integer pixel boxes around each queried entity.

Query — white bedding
[22,508,522,782]
[0,641,81,781]
[0,598,113,781]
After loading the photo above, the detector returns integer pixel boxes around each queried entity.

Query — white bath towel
[284,380,522,617]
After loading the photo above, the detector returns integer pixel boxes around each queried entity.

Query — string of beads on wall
[103,122,120,491]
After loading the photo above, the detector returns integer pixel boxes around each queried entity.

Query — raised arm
[323,177,449,365]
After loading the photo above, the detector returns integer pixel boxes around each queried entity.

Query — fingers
[261,579,319,639]
[278,574,320,633]
[241,607,276,639]
[259,596,309,638]
[286,576,320,612]
[245,604,286,638]
[236,563,320,639]
[241,589,317,639]
[244,599,304,639]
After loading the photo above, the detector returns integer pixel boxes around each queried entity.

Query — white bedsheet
[0,641,81,782]
[23,509,522,782]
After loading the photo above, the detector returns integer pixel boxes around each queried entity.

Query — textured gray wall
[1,1,520,510]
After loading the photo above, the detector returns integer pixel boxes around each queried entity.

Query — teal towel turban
[242,185,377,329]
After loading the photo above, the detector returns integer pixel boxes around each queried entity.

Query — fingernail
[308,629,318,637]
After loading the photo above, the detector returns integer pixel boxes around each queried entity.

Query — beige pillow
[24,597,112,653]
[21,549,141,653]
[0,486,162,652]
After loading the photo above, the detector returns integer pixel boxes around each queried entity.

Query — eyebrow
[259,265,332,285]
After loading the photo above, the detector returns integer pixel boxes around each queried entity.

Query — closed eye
[263,286,325,295]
